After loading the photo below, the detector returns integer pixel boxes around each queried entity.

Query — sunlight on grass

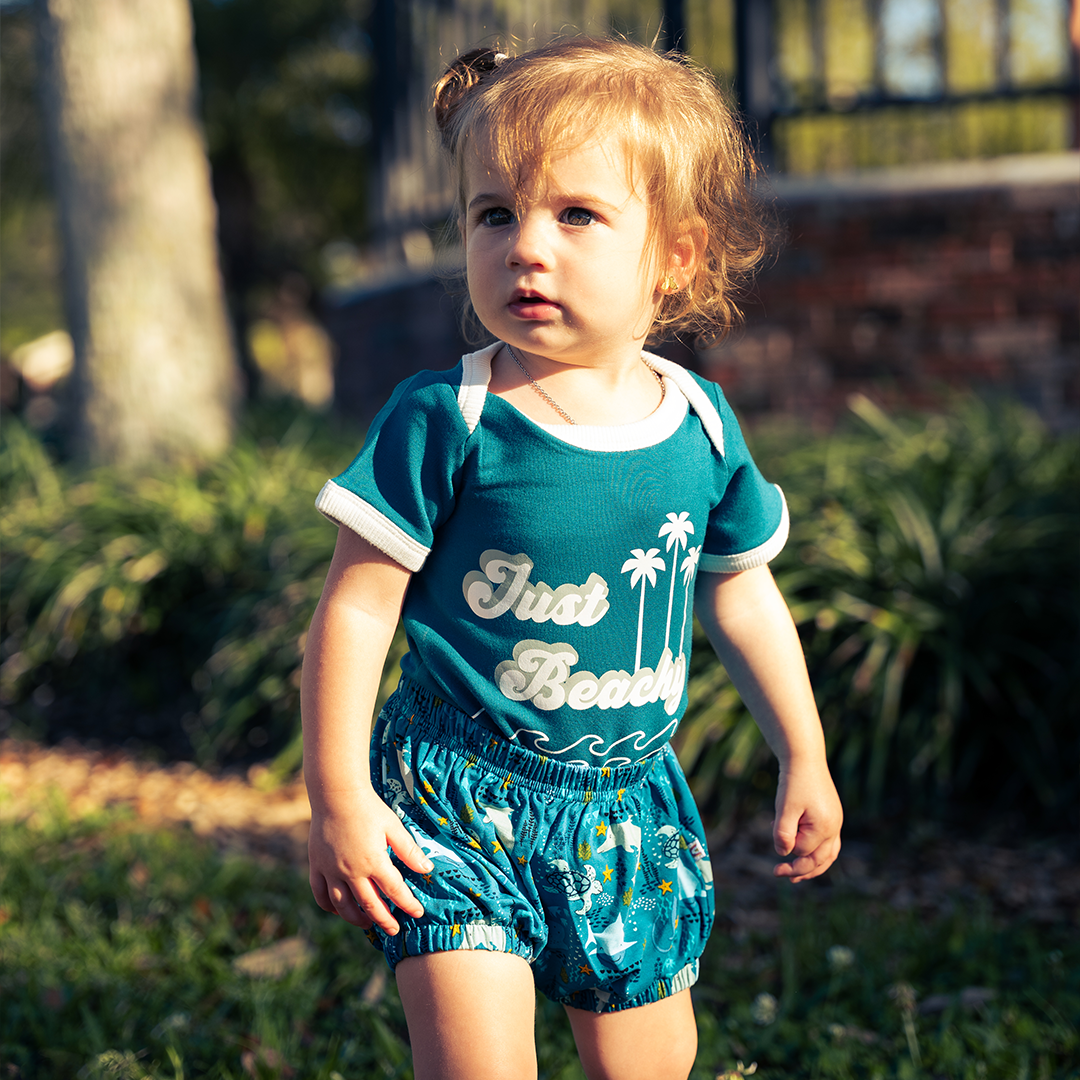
[1,808,1076,1079]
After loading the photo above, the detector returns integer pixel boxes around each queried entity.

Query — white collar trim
[531,371,688,450]
[457,344,723,456]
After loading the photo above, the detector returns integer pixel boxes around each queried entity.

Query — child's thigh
[564,989,697,1080]
[396,950,538,1080]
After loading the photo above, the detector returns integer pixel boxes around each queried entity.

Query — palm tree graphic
[621,547,666,672]
[678,545,701,656]
[657,512,694,651]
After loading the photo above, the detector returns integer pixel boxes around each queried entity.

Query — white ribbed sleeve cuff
[698,487,789,573]
[315,480,430,572]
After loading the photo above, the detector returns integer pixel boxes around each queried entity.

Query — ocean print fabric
[317,345,787,767]
[371,681,715,1013]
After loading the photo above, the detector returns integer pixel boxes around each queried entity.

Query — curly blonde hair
[433,37,771,344]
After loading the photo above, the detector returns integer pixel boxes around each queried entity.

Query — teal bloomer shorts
[369,678,715,1014]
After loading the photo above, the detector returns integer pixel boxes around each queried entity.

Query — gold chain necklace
[504,343,664,426]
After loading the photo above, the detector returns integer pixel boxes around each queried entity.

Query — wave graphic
[506,719,678,767]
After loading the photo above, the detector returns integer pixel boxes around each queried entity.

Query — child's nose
[505,215,551,270]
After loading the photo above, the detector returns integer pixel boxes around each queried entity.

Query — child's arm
[694,564,842,882]
[301,526,433,935]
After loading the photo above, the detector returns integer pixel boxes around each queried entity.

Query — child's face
[462,134,661,368]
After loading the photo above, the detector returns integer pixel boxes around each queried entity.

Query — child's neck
[489,343,666,427]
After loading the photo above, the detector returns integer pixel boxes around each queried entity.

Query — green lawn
[2,804,1076,1079]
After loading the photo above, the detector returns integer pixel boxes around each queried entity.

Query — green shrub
[0,405,369,771]
[676,395,1080,828]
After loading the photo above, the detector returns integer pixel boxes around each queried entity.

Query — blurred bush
[0,404,398,776]
[2,396,1076,829]
[678,395,1079,831]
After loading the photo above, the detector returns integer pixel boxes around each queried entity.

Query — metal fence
[364,0,1078,262]
[735,0,1079,169]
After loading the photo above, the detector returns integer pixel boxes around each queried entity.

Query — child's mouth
[510,292,558,319]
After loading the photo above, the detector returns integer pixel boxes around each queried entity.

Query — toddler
[302,37,842,1080]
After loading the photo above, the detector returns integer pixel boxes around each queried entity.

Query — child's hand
[308,788,433,935]
[771,763,843,883]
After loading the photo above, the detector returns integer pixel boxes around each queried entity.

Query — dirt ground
[2,737,1078,927]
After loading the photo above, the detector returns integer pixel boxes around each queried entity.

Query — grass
[2,805,1076,1079]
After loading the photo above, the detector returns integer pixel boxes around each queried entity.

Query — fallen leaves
[231,935,315,980]
[0,738,310,865]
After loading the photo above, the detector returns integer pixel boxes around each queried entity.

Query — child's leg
[564,990,698,1080]
[396,950,539,1080]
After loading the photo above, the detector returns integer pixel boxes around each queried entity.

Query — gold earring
[660,274,678,293]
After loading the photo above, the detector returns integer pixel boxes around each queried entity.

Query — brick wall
[697,153,1080,429]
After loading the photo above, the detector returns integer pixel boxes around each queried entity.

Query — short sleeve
[314,367,470,572]
[697,378,789,573]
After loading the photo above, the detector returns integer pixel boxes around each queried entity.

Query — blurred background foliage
[1,0,1075,358]
[0,403,390,782]
[3,395,1076,833]
[0,0,376,361]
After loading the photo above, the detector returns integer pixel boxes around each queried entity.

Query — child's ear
[667,218,707,288]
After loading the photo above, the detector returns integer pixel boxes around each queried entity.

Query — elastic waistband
[385,677,666,797]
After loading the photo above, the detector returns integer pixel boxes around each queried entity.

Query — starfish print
[596,821,607,838]
[602,866,613,883]
[660,880,673,894]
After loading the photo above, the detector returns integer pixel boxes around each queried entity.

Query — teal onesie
[315,343,788,1011]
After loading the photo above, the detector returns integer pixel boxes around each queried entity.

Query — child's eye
[562,207,596,227]
[479,206,514,227]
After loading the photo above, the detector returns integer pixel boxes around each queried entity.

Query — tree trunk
[35,0,236,466]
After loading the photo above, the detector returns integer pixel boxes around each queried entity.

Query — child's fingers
[347,879,398,933]
[310,871,373,929]
[773,831,841,882]
[774,810,826,859]
[324,873,400,932]
[386,815,435,876]
[309,870,336,914]
[772,806,803,857]
[772,794,843,881]
[319,855,425,933]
